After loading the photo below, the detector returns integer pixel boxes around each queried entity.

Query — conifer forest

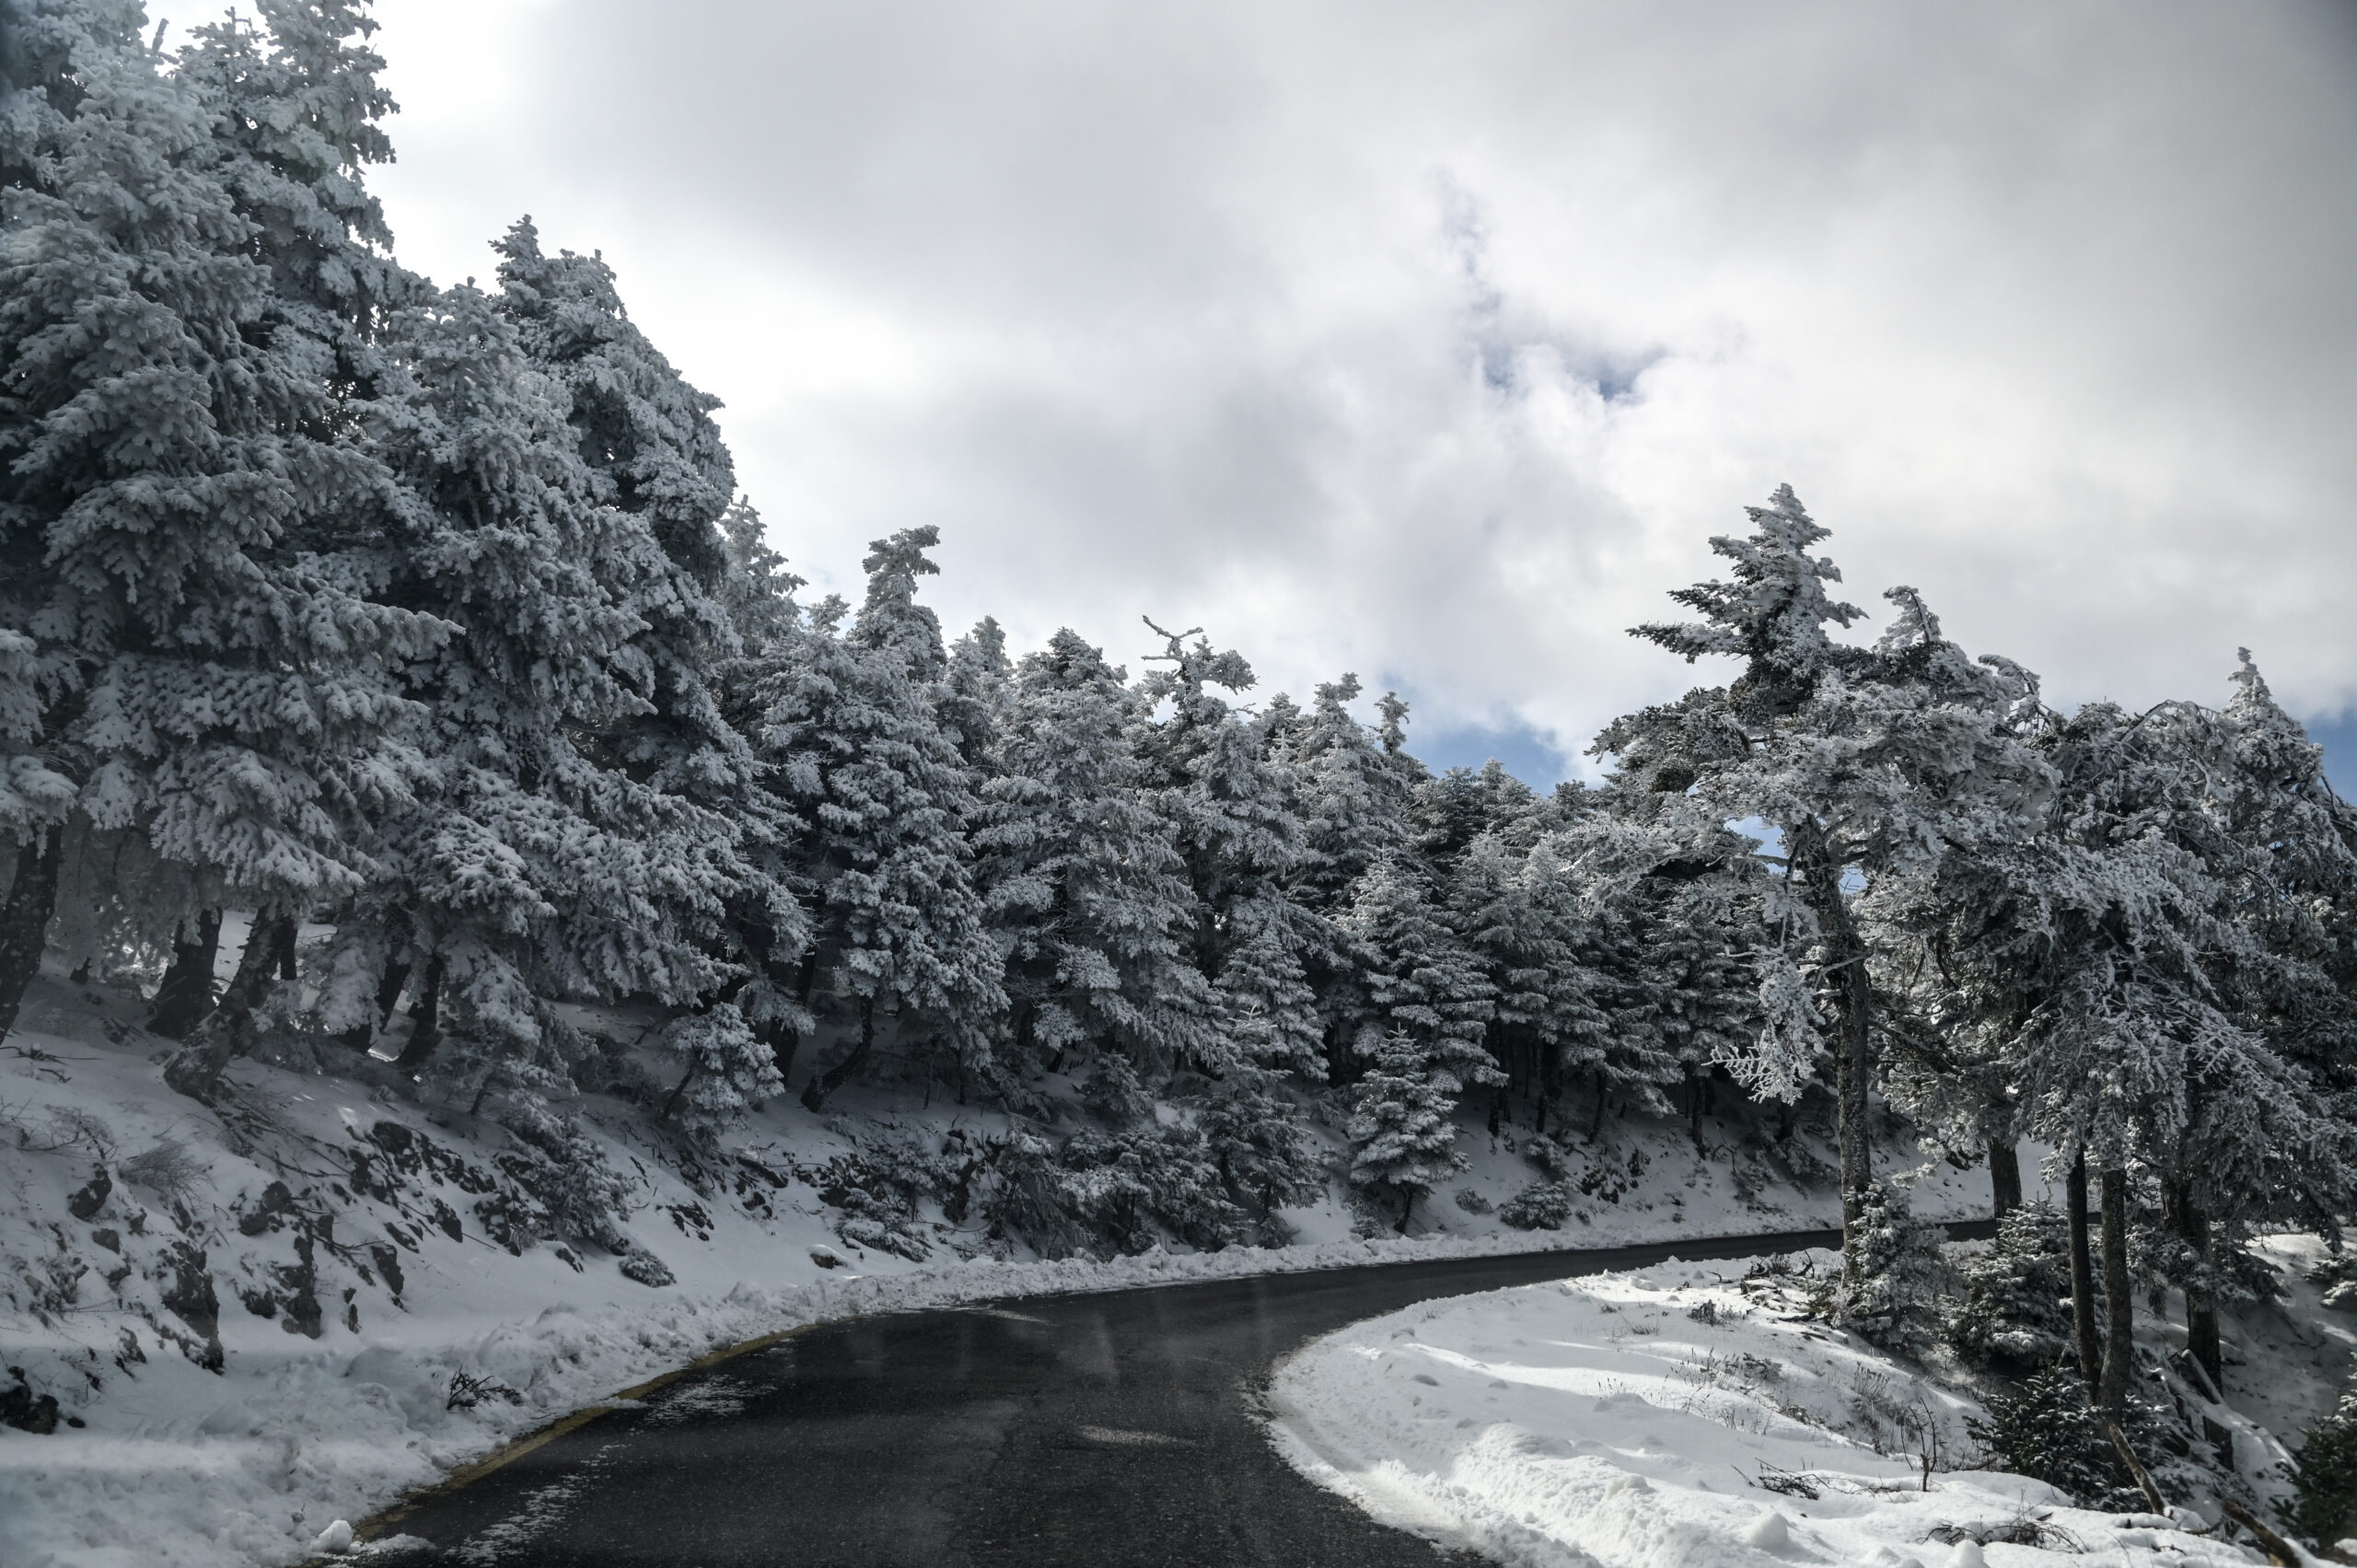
[6,2,2357,1562]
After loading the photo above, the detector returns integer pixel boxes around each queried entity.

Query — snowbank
[1268,1255,2285,1568]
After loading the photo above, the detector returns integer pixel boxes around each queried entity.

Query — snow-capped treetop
[493,216,735,587]
[1632,483,1864,718]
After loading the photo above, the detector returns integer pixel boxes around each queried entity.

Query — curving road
[363,1221,1991,1566]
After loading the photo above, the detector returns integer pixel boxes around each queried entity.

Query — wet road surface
[369,1221,1991,1566]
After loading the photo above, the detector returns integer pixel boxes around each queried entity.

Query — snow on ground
[0,966,1992,1568]
[1269,1256,2303,1568]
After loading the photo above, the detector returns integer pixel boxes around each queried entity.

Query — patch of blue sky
[2305,711,2357,796]
[1410,714,1571,789]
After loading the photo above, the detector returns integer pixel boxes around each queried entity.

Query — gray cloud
[157,0,2357,767]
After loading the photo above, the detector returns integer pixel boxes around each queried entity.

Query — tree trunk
[800,995,875,1113]
[1788,820,1874,1276]
[2166,1181,2223,1396]
[2098,1166,2133,1416]
[275,918,297,982]
[163,912,291,1100]
[148,908,224,1039]
[0,827,64,1045]
[661,1063,699,1122]
[392,955,446,1070]
[2067,1152,2102,1390]
[1394,1183,1415,1234]
[374,956,412,1027]
[1989,1137,2024,1220]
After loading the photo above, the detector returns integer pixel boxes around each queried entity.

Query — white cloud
[178,0,2357,769]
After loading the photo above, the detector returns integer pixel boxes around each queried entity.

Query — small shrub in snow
[2284,1391,2357,1552]
[1945,1201,2076,1372]
[1838,1179,1948,1347]
[1498,1179,1575,1231]
[2309,1251,2357,1312]
[618,1247,676,1288]
[120,1138,208,1211]
[1452,1187,1493,1215]
[1963,1366,2131,1506]
[444,1369,520,1411]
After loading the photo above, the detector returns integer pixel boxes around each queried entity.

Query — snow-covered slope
[0,968,1992,1568]
[1268,1254,2331,1568]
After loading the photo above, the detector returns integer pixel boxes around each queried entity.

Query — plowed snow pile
[1269,1256,2277,1568]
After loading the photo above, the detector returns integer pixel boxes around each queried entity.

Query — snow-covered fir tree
[0,0,443,1067]
[1336,853,1500,1197]
[760,528,1004,1110]
[314,280,748,1123]
[1604,488,2047,1278]
[974,628,1214,1111]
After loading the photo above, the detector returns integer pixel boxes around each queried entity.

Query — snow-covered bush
[1497,1179,1575,1230]
[2284,1389,2357,1552]
[1838,1179,1949,1347]
[1963,1366,2130,1505]
[1945,1201,2076,1372]
[2309,1250,2357,1312]
[490,1100,634,1252]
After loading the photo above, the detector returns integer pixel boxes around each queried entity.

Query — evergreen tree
[1284,674,1415,914]
[1337,853,1499,1135]
[761,528,1004,1109]
[1603,488,2046,1277]
[1345,1028,1464,1231]
[0,0,442,1061]
[974,628,1213,1109]
[313,281,741,1115]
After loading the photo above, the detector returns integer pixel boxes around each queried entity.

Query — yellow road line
[351,1324,814,1544]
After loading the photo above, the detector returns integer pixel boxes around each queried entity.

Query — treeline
[6,0,2356,1403]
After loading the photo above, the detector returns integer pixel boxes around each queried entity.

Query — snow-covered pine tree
[761,528,1004,1110]
[1337,853,1500,1173]
[314,280,746,1127]
[1132,622,1330,1202]
[1345,1028,1464,1232]
[943,616,1012,776]
[1283,674,1416,914]
[1132,623,1329,1076]
[489,221,792,1117]
[1412,759,1551,869]
[974,628,1214,1109]
[1603,488,2046,1278]
[1453,830,1608,1132]
[705,495,815,1079]
[0,0,443,1063]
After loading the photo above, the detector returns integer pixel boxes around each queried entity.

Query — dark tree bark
[2165,1180,2223,1395]
[2098,1167,2134,1416]
[800,995,876,1113]
[0,827,64,1044]
[163,912,293,1100]
[374,956,412,1027]
[1989,1137,2024,1220]
[148,908,224,1039]
[1792,818,1875,1278]
[2067,1152,2103,1389]
[275,918,297,982]
[391,955,446,1071]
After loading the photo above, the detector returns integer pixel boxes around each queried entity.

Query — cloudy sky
[162,0,2357,783]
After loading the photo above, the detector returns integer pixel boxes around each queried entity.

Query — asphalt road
[366,1220,1992,1566]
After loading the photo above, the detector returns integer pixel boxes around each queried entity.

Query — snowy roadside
[0,977,1995,1568]
[8,1213,1851,1568]
[1266,1254,2307,1568]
